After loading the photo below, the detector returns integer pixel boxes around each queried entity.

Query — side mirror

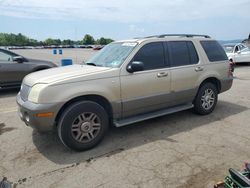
[13,56,24,63]
[127,61,144,73]
[237,50,241,54]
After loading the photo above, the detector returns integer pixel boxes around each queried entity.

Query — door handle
[157,72,168,78]
[195,67,203,72]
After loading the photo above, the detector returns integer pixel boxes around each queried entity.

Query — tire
[57,101,109,151]
[193,82,218,115]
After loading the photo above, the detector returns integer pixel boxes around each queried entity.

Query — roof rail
[144,34,211,39]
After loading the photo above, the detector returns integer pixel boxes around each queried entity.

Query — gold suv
[17,34,233,151]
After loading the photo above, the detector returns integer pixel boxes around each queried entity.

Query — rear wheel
[57,101,109,151]
[193,83,218,115]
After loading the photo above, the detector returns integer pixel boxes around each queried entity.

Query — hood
[23,65,113,86]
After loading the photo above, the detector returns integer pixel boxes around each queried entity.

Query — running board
[114,103,194,127]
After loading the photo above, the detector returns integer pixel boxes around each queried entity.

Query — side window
[187,42,199,64]
[0,51,12,62]
[239,44,247,51]
[133,42,165,70]
[168,41,199,67]
[235,46,239,53]
[200,41,228,62]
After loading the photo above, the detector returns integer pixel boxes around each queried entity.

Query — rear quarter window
[200,40,228,62]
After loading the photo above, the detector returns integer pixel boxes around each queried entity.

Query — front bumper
[16,93,63,132]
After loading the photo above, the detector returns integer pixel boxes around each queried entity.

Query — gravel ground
[0,49,250,188]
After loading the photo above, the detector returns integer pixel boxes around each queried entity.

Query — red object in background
[229,59,235,74]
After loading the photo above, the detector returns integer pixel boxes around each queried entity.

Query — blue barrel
[61,59,73,66]
[53,49,57,54]
[59,49,63,55]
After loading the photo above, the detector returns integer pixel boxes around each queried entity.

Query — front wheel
[57,101,109,151]
[193,83,218,115]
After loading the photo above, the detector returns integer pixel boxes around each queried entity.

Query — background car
[0,48,57,89]
[223,43,250,64]
[93,45,104,50]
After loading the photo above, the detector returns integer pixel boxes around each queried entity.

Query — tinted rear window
[187,42,199,64]
[200,41,228,62]
[168,41,199,67]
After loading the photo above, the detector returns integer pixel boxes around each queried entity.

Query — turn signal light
[35,112,54,117]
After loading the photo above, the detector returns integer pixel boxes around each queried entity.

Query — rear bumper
[16,93,63,132]
[220,76,233,93]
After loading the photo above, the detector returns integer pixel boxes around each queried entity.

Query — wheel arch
[55,94,113,126]
[198,77,221,93]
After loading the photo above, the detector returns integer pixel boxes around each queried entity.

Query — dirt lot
[0,49,250,188]
[12,48,96,65]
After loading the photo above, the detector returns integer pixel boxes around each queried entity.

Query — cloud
[129,25,145,33]
[0,0,250,23]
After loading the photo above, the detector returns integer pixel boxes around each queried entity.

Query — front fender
[38,77,121,105]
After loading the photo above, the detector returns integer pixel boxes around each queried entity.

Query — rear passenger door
[167,41,201,105]
[120,42,171,118]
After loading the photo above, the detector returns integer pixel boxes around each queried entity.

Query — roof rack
[144,34,211,39]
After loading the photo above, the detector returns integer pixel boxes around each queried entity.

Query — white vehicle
[223,43,250,63]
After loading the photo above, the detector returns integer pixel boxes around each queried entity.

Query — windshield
[223,46,234,53]
[86,42,137,68]
[239,44,250,52]
[241,47,250,52]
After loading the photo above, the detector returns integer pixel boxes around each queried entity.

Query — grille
[20,84,31,101]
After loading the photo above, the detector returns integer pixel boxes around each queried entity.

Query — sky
[0,0,250,41]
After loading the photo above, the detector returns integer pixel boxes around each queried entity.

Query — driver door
[120,42,171,118]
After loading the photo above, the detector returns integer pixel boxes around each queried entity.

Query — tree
[44,38,61,46]
[82,34,95,45]
[0,33,38,46]
[96,37,114,45]
[28,39,39,46]
[0,32,114,46]
[62,39,74,45]
[15,33,29,46]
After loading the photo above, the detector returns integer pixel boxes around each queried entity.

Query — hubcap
[201,89,215,110]
[71,112,101,143]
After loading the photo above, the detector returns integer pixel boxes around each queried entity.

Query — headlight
[28,84,47,103]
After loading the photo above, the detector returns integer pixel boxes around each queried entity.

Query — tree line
[0,33,114,46]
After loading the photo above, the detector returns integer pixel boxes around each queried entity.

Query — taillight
[228,60,234,76]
